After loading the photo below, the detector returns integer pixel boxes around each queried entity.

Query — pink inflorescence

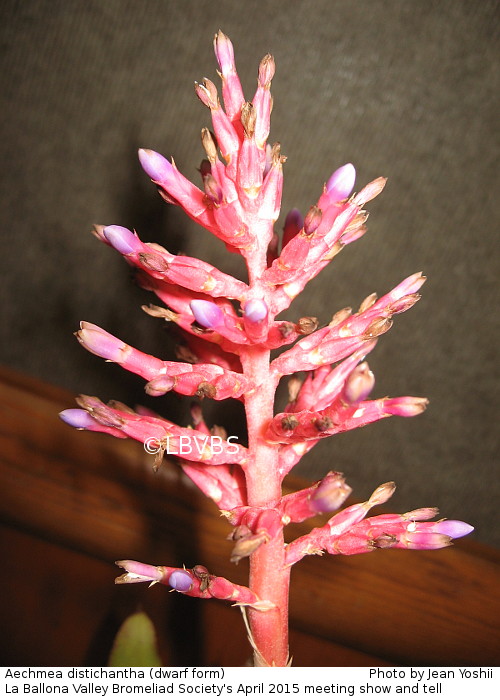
[61,30,473,657]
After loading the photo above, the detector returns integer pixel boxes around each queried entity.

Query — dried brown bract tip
[296,317,319,335]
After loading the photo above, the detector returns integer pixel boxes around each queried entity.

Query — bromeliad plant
[60,31,473,666]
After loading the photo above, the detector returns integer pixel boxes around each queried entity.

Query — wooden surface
[0,365,499,666]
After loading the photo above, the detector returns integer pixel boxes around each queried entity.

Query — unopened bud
[343,362,375,403]
[243,299,268,323]
[326,163,356,202]
[434,520,474,539]
[190,300,225,329]
[103,225,140,255]
[168,570,194,592]
[59,408,96,430]
[138,149,173,182]
[310,472,352,513]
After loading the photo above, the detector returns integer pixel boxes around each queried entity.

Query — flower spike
[61,31,472,668]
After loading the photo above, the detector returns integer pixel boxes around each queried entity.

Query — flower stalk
[60,30,473,666]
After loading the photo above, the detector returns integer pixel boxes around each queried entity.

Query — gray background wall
[1,0,499,545]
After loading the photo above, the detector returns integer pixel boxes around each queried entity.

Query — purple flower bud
[103,225,140,255]
[168,570,194,592]
[326,163,356,202]
[435,520,474,539]
[190,300,224,329]
[343,362,375,404]
[138,148,174,183]
[243,299,268,323]
[59,409,95,429]
[311,473,352,513]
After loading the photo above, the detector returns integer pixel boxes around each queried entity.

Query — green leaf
[108,611,163,667]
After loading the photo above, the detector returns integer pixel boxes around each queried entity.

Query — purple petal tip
[103,225,139,255]
[326,163,356,202]
[59,409,94,429]
[168,570,193,592]
[436,520,474,539]
[190,300,224,329]
[138,148,173,182]
[243,299,268,323]
[343,362,375,404]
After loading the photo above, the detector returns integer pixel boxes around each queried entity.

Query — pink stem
[241,243,290,667]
